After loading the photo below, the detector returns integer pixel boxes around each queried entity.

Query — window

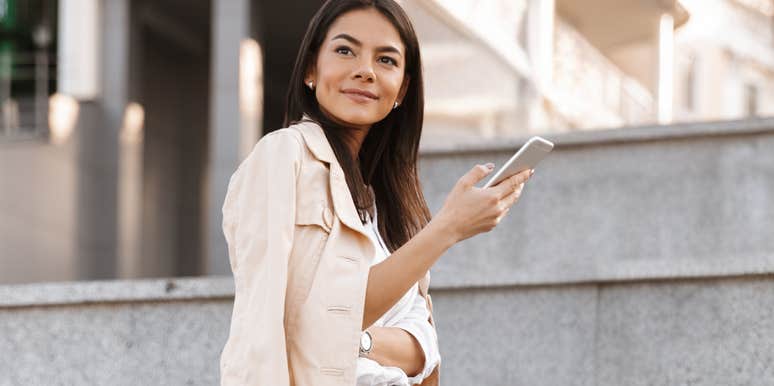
[0,0,58,141]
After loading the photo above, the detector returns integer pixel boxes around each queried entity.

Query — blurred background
[2,1,774,385]
[1,0,771,285]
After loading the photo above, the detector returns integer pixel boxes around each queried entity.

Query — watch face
[360,331,372,351]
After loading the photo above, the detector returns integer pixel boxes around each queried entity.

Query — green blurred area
[0,0,57,96]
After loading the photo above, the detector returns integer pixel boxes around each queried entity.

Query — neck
[318,107,371,158]
[347,129,369,160]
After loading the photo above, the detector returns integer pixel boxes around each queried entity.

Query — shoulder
[228,129,306,187]
[235,119,328,179]
[253,120,326,160]
[256,127,304,152]
[243,127,307,167]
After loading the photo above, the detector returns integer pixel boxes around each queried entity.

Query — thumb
[459,163,494,188]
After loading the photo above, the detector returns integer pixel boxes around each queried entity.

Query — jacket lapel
[293,119,372,241]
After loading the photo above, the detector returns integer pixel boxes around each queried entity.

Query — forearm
[366,326,425,377]
[362,219,456,330]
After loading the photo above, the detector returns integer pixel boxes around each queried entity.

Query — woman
[219,1,533,385]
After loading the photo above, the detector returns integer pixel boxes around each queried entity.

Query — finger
[492,169,532,198]
[504,183,523,207]
[495,207,510,224]
[458,163,494,188]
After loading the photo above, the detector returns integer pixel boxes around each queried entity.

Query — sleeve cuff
[394,319,440,383]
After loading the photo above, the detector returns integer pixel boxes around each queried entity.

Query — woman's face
[306,8,409,130]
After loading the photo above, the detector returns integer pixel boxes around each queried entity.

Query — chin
[333,109,384,127]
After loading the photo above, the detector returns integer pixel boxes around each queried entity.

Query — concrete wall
[2,118,774,385]
[0,278,232,385]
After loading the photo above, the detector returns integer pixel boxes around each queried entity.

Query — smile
[341,89,378,104]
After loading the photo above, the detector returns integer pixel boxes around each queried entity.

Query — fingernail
[485,163,495,170]
[530,169,535,176]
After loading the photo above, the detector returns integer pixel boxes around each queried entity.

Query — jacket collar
[295,116,335,164]
[292,117,372,244]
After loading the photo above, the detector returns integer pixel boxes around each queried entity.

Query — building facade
[0,0,772,284]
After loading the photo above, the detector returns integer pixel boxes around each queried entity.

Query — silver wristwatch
[359,330,373,357]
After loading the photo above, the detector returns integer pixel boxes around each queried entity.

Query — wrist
[427,215,459,249]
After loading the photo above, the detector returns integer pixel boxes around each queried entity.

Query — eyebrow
[331,33,403,57]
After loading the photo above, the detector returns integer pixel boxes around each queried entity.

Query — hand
[431,164,533,243]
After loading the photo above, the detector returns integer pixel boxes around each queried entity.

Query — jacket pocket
[295,200,333,233]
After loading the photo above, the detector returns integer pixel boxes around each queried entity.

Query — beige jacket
[220,119,440,386]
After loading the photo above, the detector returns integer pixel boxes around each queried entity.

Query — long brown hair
[283,0,430,253]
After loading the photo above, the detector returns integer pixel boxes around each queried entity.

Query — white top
[355,203,441,386]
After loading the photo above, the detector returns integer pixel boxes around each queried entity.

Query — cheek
[374,76,404,113]
[315,57,344,89]
[384,74,407,104]
[384,74,403,95]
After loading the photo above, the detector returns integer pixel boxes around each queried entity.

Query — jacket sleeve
[220,131,303,386]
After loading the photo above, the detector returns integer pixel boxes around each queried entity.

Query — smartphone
[482,136,554,188]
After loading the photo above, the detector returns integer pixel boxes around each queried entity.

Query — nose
[353,58,375,82]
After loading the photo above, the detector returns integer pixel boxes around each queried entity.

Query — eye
[335,46,353,56]
[379,56,398,66]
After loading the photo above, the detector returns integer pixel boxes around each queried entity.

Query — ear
[304,61,317,85]
[304,70,315,85]
[396,74,410,105]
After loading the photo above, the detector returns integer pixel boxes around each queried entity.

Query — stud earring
[393,101,399,109]
[308,81,314,90]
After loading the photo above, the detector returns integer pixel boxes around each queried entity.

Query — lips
[341,88,378,100]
